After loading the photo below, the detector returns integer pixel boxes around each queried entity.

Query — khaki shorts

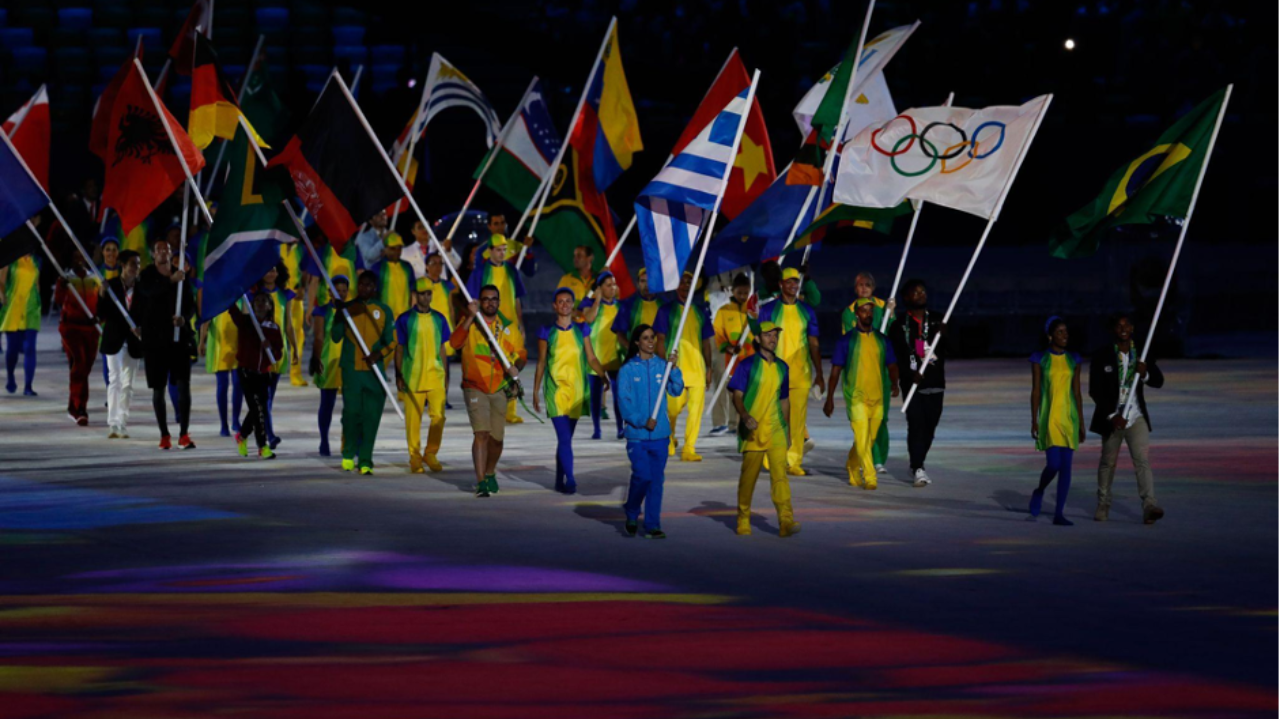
[464,388,508,441]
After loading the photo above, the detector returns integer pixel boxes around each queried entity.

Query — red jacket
[54,273,100,326]
[230,305,284,374]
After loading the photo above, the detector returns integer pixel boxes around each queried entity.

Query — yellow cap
[781,267,801,282]
[415,277,431,293]
[489,233,508,248]
[757,321,781,335]
[385,232,404,248]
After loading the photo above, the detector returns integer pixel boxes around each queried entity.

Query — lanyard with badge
[904,313,930,372]
[1115,343,1136,415]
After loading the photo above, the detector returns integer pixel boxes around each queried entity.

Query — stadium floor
[0,322,1274,718]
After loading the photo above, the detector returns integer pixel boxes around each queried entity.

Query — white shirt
[401,241,461,282]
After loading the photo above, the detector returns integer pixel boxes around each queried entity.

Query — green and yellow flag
[1049,88,1228,258]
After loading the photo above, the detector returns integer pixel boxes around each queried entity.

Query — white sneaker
[107,425,120,439]
[803,438,815,453]
[912,468,931,487]
[118,426,130,439]
[874,463,887,474]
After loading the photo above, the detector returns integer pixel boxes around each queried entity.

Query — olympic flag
[833,95,1050,220]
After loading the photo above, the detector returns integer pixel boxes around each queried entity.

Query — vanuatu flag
[189,35,267,151]
[199,125,299,318]
[1049,88,1229,259]
[268,72,403,253]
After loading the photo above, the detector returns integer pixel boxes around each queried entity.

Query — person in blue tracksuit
[616,323,685,539]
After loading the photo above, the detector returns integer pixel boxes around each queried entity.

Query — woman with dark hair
[616,324,685,538]
[253,262,295,449]
[1029,316,1085,525]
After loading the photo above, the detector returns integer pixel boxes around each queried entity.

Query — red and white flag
[2,85,50,191]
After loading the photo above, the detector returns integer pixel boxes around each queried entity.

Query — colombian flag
[583,22,642,193]
[189,35,267,150]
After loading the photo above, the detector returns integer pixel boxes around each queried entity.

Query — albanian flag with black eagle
[268,76,402,253]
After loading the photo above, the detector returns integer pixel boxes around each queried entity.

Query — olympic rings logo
[869,115,1007,176]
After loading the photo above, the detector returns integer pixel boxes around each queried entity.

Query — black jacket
[137,265,197,351]
[888,310,946,392]
[1088,345,1163,437]
[99,277,143,358]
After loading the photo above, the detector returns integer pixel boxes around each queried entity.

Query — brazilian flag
[791,200,912,251]
[1049,88,1228,258]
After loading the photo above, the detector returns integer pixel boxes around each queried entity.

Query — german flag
[189,34,266,150]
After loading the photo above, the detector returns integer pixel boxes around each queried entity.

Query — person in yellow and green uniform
[466,234,527,425]
[729,321,800,538]
[840,271,894,474]
[98,235,123,392]
[199,299,242,437]
[253,263,295,450]
[755,267,823,476]
[280,243,309,387]
[309,275,349,457]
[653,270,714,462]
[372,232,416,325]
[710,273,753,436]
[825,298,900,489]
[307,236,358,309]
[611,266,661,348]
[422,249,456,405]
[1029,316,1085,526]
[330,271,397,475]
[534,286,609,495]
[395,278,451,474]
[557,244,596,305]
[580,271,623,440]
[0,253,42,395]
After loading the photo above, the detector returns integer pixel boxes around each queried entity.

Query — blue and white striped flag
[635,88,749,293]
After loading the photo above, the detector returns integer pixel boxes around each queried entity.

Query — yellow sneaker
[779,521,802,538]
[669,438,678,456]
[681,452,702,462]
[508,414,524,424]
[408,454,423,474]
[424,454,443,472]
[341,458,355,472]
[736,519,752,536]
[360,466,374,476]
[786,465,807,477]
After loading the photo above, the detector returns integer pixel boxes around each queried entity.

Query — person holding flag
[465,234,527,424]
[888,279,947,487]
[138,236,197,450]
[54,251,101,425]
[580,270,623,440]
[394,278,451,474]
[331,271,397,475]
[252,263,294,450]
[309,274,349,458]
[653,272,714,462]
[617,324,684,539]
[0,251,41,396]
[558,245,597,305]
[824,298,899,489]
[534,287,609,495]
[755,267,823,476]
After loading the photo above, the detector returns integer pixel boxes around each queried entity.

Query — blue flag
[701,168,815,277]
[0,135,49,240]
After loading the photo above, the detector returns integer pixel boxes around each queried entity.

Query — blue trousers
[589,371,621,438]
[624,438,669,531]
[1037,446,1075,519]
[318,388,338,454]
[552,416,578,491]
[215,370,243,433]
[4,330,37,392]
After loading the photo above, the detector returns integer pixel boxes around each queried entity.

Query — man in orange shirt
[449,284,528,497]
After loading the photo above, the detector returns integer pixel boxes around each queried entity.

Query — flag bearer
[395,278,451,473]
[332,271,397,475]
[729,322,800,538]
[617,324,684,538]
[824,299,899,489]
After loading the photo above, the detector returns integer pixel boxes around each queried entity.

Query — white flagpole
[203,34,266,196]
[444,76,539,244]
[154,59,172,93]
[26,222,98,331]
[511,171,553,269]
[284,201,404,420]
[704,269,754,417]
[0,127,133,329]
[880,92,954,334]
[650,70,761,421]
[389,55,439,231]
[327,71,520,382]
[901,95,1054,413]
[350,64,364,95]
[517,17,617,268]
[132,58,215,227]
[172,184,191,341]
[1120,84,1232,422]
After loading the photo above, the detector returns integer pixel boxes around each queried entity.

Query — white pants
[106,351,138,429]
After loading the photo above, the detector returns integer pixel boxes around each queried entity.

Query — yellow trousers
[785,384,809,470]
[846,401,884,487]
[667,379,706,456]
[402,388,446,463]
[289,297,308,386]
[738,446,794,526]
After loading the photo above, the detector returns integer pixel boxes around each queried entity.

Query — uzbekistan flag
[189,34,267,150]
[268,73,403,252]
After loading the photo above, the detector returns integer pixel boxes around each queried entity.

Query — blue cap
[594,270,614,287]
[554,286,576,301]
[1044,315,1064,334]
[332,274,351,287]
[98,233,119,248]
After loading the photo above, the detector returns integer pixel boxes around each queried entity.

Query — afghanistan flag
[189,34,267,150]
[267,73,403,253]
[100,62,206,235]
[1049,88,1229,259]
[198,126,299,318]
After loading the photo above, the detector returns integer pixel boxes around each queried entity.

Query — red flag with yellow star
[670,49,774,220]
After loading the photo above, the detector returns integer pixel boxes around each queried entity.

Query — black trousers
[906,390,944,470]
[238,370,272,449]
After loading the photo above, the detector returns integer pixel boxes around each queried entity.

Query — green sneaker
[485,473,499,494]
[259,447,276,460]
[236,433,248,457]
[360,466,374,476]
[341,458,355,472]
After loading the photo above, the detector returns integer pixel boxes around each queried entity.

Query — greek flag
[635,88,749,293]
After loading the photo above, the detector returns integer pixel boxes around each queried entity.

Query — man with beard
[888,279,946,487]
